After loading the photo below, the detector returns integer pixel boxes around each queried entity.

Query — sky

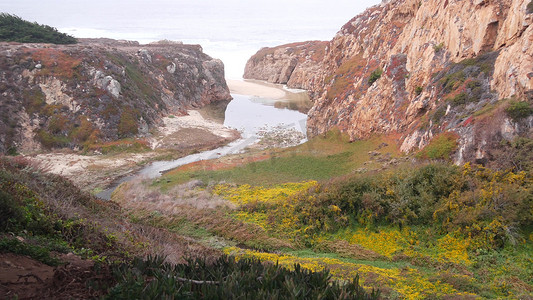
[1,0,382,78]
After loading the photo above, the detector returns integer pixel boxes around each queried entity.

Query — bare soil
[0,253,112,299]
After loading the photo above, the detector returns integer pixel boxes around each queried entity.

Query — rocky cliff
[244,0,533,166]
[243,41,328,94]
[0,39,231,154]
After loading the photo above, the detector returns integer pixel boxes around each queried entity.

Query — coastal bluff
[244,0,533,166]
[0,38,231,154]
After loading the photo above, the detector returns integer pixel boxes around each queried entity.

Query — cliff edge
[0,39,231,154]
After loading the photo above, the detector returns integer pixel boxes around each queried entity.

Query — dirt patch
[0,253,111,299]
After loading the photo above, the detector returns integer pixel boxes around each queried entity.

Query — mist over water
[1,0,380,78]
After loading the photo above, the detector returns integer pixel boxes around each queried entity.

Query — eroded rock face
[0,39,231,153]
[243,41,328,92]
[245,0,533,165]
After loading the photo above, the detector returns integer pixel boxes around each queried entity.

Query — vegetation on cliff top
[0,13,77,44]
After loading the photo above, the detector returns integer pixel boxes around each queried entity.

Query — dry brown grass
[1,157,222,264]
[112,178,233,210]
[112,178,293,251]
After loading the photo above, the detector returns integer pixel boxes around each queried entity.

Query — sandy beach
[227,79,312,113]
[227,79,289,99]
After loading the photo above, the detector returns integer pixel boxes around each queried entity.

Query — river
[96,84,309,200]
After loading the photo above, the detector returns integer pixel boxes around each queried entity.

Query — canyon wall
[244,0,533,165]
[243,41,328,96]
[0,39,231,153]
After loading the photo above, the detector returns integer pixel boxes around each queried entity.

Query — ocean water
[1,0,380,79]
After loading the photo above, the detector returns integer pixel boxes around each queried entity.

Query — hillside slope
[0,39,231,154]
[244,0,533,166]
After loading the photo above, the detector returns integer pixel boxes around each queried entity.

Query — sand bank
[227,79,288,99]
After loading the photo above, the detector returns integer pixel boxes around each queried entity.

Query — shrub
[35,129,71,149]
[448,92,468,106]
[432,105,447,124]
[22,88,46,116]
[48,114,72,134]
[0,13,76,44]
[505,100,533,122]
[416,132,459,160]
[0,189,23,231]
[368,68,383,85]
[434,42,444,53]
[117,107,139,138]
[106,255,379,299]
[0,237,62,266]
[71,117,96,144]
[493,137,533,173]
[415,86,423,95]
[0,175,57,235]
[440,71,466,94]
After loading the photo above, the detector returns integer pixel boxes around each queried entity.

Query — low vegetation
[108,255,378,299]
[2,121,532,298]
[368,68,383,85]
[0,156,376,298]
[505,99,533,122]
[155,131,402,189]
[132,130,532,299]
[211,162,532,298]
[0,13,76,44]
[433,42,444,53]
[416,132,459,160]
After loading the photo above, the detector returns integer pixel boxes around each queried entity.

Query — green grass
[416,132,459,159]
[162,153,353,187]
[284,248,412,270]
[506,100,533,122]
[155,133,402,189]
[0,237,64,266]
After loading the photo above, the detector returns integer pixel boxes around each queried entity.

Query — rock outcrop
[244,0,533,166]
[243,41,328,93]
[0,39,231,153]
